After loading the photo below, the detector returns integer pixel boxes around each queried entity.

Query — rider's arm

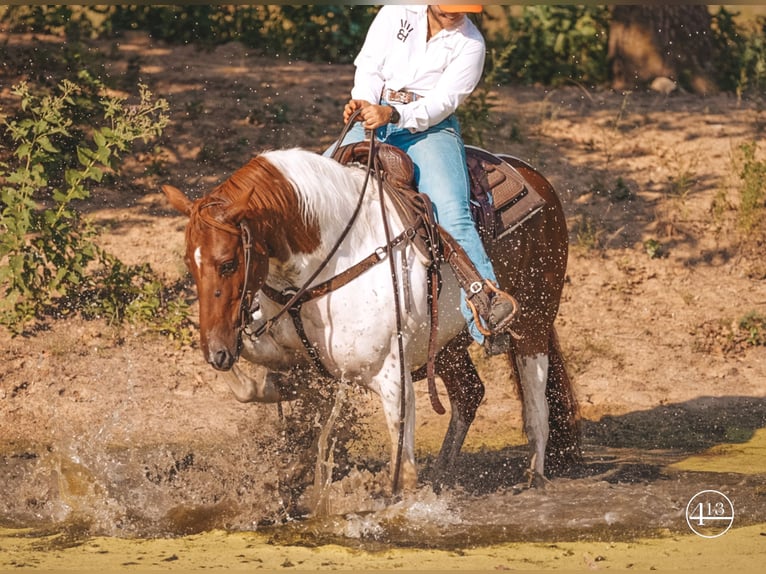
[350,6,485,133]
[398,23,485,132]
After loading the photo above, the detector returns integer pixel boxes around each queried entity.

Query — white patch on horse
[194,246,202,270]
[517,353,550,476]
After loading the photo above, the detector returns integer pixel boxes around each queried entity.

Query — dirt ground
[1,31,766,570]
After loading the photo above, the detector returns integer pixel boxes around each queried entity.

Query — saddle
[330,141,547,415]
[465,145,547,242]
[332,141,547,264]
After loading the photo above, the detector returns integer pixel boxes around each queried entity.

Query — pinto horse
[161,147,580,492]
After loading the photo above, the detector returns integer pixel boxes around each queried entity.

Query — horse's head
[162,184,269,371]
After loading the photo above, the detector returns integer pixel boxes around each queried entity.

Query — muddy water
[1,426,765,569]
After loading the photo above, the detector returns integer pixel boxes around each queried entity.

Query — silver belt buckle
[387,89,409,104]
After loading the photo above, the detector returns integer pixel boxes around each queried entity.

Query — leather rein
[210,114,436,493]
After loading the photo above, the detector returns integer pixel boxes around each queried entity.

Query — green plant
[74,255,193,344]
[735,141,766,233]
[571,213,603,251]
[0,77,188,337]
[739,311,766,347]
[488,5,610,87]
[643,238,666,259]
[694,311,766,356]
[711,7,766,96]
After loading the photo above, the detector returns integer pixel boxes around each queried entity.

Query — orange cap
[439,5,483,13]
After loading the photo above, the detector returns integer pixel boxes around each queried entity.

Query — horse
[161,145,580,493]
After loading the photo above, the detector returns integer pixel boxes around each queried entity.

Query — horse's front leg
[373,350,418,493]
[224,363,305,403]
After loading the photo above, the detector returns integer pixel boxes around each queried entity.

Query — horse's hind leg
[425,334,485,486]
[511,329,582,487]
[544,328,582,473]
[510,345,550,488]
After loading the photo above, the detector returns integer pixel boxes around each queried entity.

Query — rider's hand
[343,99,369,124]
[344,100,393,130]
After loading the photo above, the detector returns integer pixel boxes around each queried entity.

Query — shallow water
[2,433,765,549]
[1,389,765,570]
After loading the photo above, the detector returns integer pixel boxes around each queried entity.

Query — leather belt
[383,88,421,104]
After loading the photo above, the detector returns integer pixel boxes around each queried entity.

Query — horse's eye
[220,260,238,277]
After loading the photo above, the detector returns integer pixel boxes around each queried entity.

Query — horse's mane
[259,149,368,233]
[211,153,301,217]
[197,148,373,256]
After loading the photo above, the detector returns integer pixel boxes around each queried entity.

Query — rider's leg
[329,114,515,351]
[390,117,514,349]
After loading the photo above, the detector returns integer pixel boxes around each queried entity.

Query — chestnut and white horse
[161,147,579,492]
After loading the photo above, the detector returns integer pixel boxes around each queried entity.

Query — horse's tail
[544,327,582,474]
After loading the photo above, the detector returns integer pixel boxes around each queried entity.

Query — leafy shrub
[735,141,766,234]
[0,77,189,338]
[710,8,766,95]
[488,5,610,87]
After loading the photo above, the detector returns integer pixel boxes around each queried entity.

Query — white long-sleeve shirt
[351,5,486,133]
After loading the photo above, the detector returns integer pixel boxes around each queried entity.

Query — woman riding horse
[335,4,516,355]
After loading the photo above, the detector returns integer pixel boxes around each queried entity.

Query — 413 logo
[685,490,734,538]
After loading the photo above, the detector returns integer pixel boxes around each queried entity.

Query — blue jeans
[327,113,496,343]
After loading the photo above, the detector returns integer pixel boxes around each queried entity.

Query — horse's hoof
[483,331,511,356]
[512,469,550,494]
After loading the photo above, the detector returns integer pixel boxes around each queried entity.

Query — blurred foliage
[456,85,496,147]
[710,8,766,94]
[0,76,191,340]
[486,5,611,87]
[1,4,377,63]
[484,5,765,95]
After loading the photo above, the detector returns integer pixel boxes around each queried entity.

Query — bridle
[193,115,420,492]
[237,221,259,340]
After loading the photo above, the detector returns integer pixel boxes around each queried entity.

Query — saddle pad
[465,146,547,242]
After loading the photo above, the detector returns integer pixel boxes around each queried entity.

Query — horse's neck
[254,149,406,290]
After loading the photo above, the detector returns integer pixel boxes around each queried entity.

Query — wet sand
[2,430,764,571]
[1,524,764,571]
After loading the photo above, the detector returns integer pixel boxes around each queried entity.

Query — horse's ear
[162,185,193,216]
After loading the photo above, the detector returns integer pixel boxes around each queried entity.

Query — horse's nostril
[211,348,233,371]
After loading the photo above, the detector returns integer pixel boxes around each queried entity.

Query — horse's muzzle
[209,347,237,371]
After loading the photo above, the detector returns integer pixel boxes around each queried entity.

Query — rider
[335,4,516,355]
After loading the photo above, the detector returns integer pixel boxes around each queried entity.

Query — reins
[250,110,374,341]
[372,139,409,494]
[204,113,421,493]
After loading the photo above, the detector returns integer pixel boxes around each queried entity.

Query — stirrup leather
[440,230,519,336]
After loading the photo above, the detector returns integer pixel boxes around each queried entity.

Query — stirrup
[466,280,519,337]
[488,286,518,333]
